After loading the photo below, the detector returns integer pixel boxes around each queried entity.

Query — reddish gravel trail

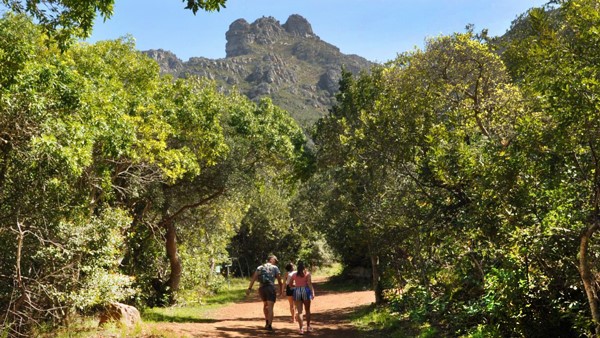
[145,277,377,337]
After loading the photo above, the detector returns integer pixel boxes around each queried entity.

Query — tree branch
[160,188,225,226]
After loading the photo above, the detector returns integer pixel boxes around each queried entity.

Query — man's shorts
[259,284,277,302]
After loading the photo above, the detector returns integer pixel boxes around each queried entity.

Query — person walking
[284,262,297,323]
[288,260,315,335]
[246,254,283,331]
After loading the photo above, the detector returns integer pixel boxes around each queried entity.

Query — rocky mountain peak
[283,14,314,37]
[225,19,252,57]
[225,15,317,58]
[226,16,283,57]
[146,14,373,126]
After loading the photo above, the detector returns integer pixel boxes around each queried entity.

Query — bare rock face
[252,16,285,45]
[225,18,253,57]
[245,53,297,86]
[318,68,341,95]
[283,14,314,37]
[144,49,183,74]
[99,302,142,328]
[226,16,286,57]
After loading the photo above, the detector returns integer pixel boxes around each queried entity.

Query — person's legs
[295,300,304,333]
[288,296,296,322]
[262,301,269,325]
[258,285,269,328]
[266,301,275,329]
[304,300,312,331]
[259,285,276,330]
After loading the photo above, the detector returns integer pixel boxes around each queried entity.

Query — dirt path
[145,277,377,337]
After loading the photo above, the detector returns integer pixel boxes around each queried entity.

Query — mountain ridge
[144,14,374,127]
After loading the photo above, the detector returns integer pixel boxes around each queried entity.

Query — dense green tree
[310,31,566,335]
[228,184,303,277]
[1,0,227,48]
[121,91,307,304]
[0,15,156,335]
[502,0,600,334]
[222,95,310,274]
[308,2,600,335]
[317,31,521,289]
[0,12,307,335]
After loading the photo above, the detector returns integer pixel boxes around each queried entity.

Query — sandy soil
[144,277,377,337]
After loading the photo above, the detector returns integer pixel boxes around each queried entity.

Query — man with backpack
[246,254,283,331]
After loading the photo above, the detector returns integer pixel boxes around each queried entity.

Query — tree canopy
[1,0,228,48]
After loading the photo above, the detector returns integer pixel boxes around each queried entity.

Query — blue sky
[87,0,548,63]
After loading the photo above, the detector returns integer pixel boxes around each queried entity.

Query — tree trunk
[12,222,28,316]
[164,220,182,297]
[158,189,225,301]
[579,219,600,337]
[370,254,383,304]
